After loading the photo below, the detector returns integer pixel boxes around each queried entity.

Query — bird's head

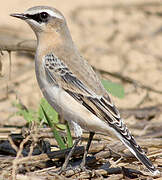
[10,6,66,37]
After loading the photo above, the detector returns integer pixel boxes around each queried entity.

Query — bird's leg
[60,136,81,173]
[80,132,95,170]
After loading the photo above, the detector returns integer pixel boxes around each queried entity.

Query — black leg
[61,136,81,172]
[80,132,95,168]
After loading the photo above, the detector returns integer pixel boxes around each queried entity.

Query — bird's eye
[40,12,49,20]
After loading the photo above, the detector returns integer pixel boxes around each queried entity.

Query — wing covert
[44,53,93,96]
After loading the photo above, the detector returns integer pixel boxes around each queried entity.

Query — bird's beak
[10,13,27,20]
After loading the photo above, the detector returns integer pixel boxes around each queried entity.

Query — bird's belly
[39,83,113,135]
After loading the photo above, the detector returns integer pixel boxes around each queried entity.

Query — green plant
[13,102,37,123]
[39,98,73,149]
[101,79,124,99]
[13,98,73,150]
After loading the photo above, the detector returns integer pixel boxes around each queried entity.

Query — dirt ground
[0,0,162,179]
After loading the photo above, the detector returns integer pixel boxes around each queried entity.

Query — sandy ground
[0,0,162,178]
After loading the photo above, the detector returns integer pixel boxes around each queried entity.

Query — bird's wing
[43,52,158,174]
[43,52,93,96]
[43,52,139,147]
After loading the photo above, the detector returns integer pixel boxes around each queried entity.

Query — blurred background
[0,0,162,128]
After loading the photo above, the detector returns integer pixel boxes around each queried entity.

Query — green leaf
[18,110,35,123]
[65,122,73,148]
[101,79,124,99]
[38,98,58,124]
[56,123,66,130]
[40,105,66,150]
[13,102,36,123]
[12,102,22,109]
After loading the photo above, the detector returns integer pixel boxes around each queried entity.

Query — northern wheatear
[11,6,160,175]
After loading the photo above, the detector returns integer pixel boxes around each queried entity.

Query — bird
[10,6,160,176]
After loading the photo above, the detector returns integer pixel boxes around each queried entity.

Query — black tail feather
[122,137,159,175]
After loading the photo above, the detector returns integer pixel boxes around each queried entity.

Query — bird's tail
[81,96,160,175]
[119,132,160,176]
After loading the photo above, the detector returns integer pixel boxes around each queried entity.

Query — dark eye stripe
[26,13,49,23]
